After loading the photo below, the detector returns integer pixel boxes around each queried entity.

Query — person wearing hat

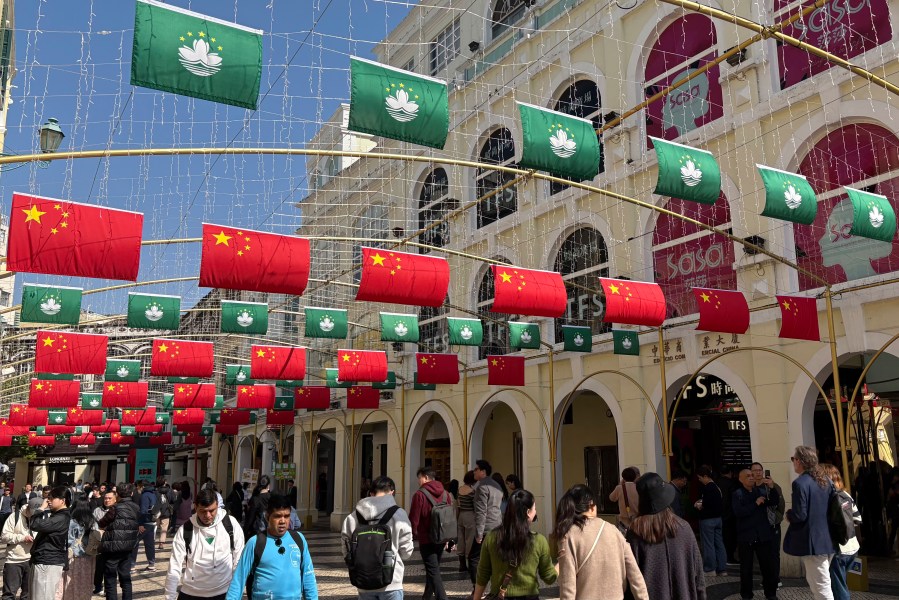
[625,473,706,600]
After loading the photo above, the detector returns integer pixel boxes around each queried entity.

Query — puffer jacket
[30,508,71,566]
[99,499,139,554]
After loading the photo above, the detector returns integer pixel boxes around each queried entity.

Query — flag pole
[400,385,406,508]
[305,411,315,530]
[548,349,558,519]
[462,368,469,468]
[657,327,671,479]
[824,287,851,493]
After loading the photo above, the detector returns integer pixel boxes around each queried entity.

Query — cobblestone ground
[4,522,898,599]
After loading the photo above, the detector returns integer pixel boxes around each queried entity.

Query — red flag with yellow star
[28,379,80,408]
[337,349,388,383]
[347,386,379,409]
[415,353,460,385]
[0,417,31,435]
[215,424,240,436]
[8,405,48,427]
[294,387,330,410]
[487,355,525,386]
[0,435,11,446]
[776,295,820,341]
[149,432,173,446]
[69,433,97,445]
[109,432,135,445]
[67,407,104,427]
[7,193,144,280]
[237,384,276,409]
[184,433,208,445]
[102,381,149,408]
[34,330,108,375]
[28,433,56,446]
[121,408,156,426]
[172,383,217,408]
[693,288,749,334]
[600,278,667,327]
[265,409,295,426]
[355,247,450,308]
[198,223,310,296]
[150,339,214,378]
[92,419,120,434]
[219,408,252,425]
[172,408,205,426]
[490,265,567,318]
[249,345,306,380]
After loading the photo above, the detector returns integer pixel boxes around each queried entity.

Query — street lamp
[39,118,65,154]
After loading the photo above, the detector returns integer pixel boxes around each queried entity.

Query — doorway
[584,446,619,514]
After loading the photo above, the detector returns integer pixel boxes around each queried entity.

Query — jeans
[829,553,856,600]
[358,592,403,600]
[699,518,727,573]
[738,540,778,599]
[29,565,63,600]
[2,562,29,600]
[467,539,483,585]
[103,552,133,600]
[800,554,834,600]
[420,543,447,600]
[130,524,156,567]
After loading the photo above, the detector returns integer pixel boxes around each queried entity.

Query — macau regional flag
[651,137,721,205]
[221,300,269,334]
[517,102,600,182]
[756,165,817,225]
[348,56,449,149]
[21,284,82,325]
[128,293,181,330]
[131,0,263,109]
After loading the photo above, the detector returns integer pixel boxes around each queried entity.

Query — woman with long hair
[626,473,705,600]
[58,498,97,600]
[492,472,510,513]
[225,481,244,523]
[821,464,860,600]
[173,481,192,528]
[472,489,557,600]
[554,485,648,600]
[456,471,477,573]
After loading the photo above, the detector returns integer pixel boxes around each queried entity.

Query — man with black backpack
[165,488,245,600]
[409,467,454,600]
[156,477,176,551]
[132,480,158,572]
[341,476,413,599]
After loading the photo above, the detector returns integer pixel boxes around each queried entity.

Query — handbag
[618,484,634,534]
[483,560,518,600]
[86,529,103,556]
[576,521,606,574]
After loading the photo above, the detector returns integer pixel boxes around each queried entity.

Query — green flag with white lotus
[562,325,592,352]
[373,371,397,390]
[221,300,269,334]
[81,393,103,409]
[325,368,353,388]
[155,412,171,424]
[209,412,221,424]
[613,330,640,356]
[121,426,137,436]
[845,187,897,243]
[226,365,255,385]
[509,322,541,349]
[756,165,817,225]
[517,102,600,182]
[348,56,449,149]
[128,293,181,330]
[214,395,224,409]
[200,426,215,436]
[448,317,483,346]
[131,0,263,109]
[162,393,174,410]
[273,396,295,411]
[651,137,720,205]
[20,284,82,325]
[106,359,142,382]
[380,312,420,342]
[305,307,348,339]
[413,373,436,391]
[48,411,68,425]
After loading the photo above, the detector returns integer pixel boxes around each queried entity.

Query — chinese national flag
[35,331,108,375]
[67,407,104,426]
[487,355,525,386]
[173,383,217,408]
[294,387,330,410]
[415,353,460,385]
[355,247,450,308]
[43,425,75,435]
[219,409,252,425]
[150,339,214,378]
[7,193,144,280]
[600,278,666,327]
[777,295,820,341]
[121,408,156,426]
[347,386,380,409]
[490,265,567,318]
[693,288,750,334]
[149,433,173,446]
[28,433,56,446]
[92,419,120,433]
[337,349,388,383]
[0,418,30,436]
[237,385,276,409]
[215,424,240,436]
[250,346,306,380]
[174,424,203,434]
[265,409,295,426]
[109,432,135,445]
[102,382,148,408]
[28,379,80,408]
[185,433,208,445]
[172,409,205,426]
[199,223,310,296]
[8,405,48,426]
[136,424,163,433]
[0,435,11,446]
[70,433,97,445]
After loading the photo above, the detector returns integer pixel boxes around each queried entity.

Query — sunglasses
[274,537,286,555]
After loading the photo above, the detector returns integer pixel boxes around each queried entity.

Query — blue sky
[2,0,413,313]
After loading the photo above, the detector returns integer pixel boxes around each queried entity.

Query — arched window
[477,265,511,360]
[793,123,899,290]
[491,0,529,40]
[553,228,610,342]
[550,80,603,195]
[644,14,723,141]
[476,128,517,228]
[418,168,456,252]
[354,205,389,283]
[652,196,735,318]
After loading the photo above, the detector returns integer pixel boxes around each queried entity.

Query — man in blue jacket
[132,480,157,572]
[784,446,835,600]
[733,468,780,599]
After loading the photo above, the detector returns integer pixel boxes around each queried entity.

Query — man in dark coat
[29,486,72,600]
[733,469,779,600]
[98,483,140,600]
[409,467,452,600]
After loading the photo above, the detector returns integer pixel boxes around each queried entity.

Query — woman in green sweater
[472,489,557,600]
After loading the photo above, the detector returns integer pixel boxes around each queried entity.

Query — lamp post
[39,118,65,154]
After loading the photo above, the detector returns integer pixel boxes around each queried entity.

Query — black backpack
[246,531,304,599]
[424,490,456,544]
[827,488,855,546]
[182,515,235,555]
[344,506,400,590]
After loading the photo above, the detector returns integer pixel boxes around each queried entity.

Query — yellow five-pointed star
[158,343,169,353]
[782,300,791,311]
[178,387,185,393]
[608,283,620,295]
[107,384,116,391]
[213,231,232,246]
[491,358,499,366]
[42,336,55,347]
[256,349,266,357]
[700,292,711,303]
[420,356,429,365]
[35,383,44,390]
[500,271,512,283]
[371,253,386,266]
[342,353,351,362]
[22,205,46,224]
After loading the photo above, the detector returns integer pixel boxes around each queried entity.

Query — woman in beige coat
[553,484,649,600]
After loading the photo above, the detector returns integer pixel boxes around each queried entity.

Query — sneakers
[717,571,728,576]
[144,564,157,572]
[92,587,102,596]
[705,572,717,577]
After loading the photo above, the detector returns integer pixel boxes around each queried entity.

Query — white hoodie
[341,494,414,592]
[165,509,245,600]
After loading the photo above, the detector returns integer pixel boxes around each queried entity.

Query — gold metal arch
[349,408,406,503]
[842,331,899,454]
[308,415,350,519]
[405,398,466,464]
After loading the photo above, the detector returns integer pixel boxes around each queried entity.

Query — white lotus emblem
[54,416,63,423]
[549,128,577,158]
[869,204,885,228]
[573,333,584,347]
[784,185,802,210]
[236,371,247,382]
[278,400,288,409]
[40,297,62,316]
[621,337,633,350]
[319,316,335,332]
[236,311,254,328]
[520,330,532,344]
[460,325,473,341]
[156,416,163,423]
[385,88,419,122]
[89,399,100,407]
[145,304,164,322]
[394,322,409,338]
[116,366,130,379]
[680,160,703,187]
[178,38,222,77]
